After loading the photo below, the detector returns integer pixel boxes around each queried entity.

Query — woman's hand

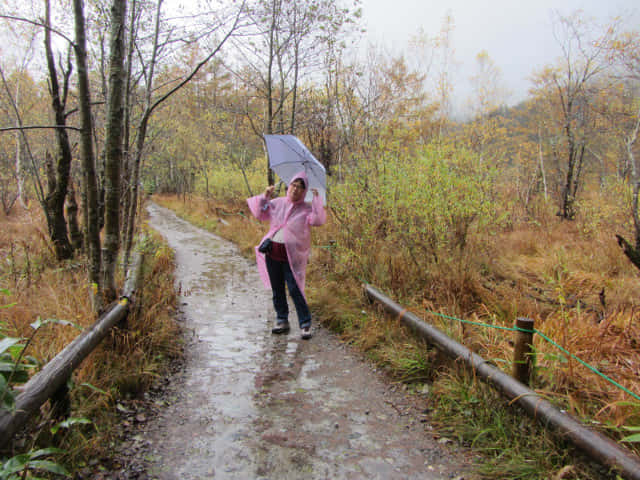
[264,185,275,199]
[311,188,319,197]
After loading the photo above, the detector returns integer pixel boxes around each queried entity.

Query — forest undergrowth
[0,206,181,475]
[152,145,640,479]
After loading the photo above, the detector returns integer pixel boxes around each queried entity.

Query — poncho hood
[288,171,309,204]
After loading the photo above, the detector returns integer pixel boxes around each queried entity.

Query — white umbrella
[264,134,327,205]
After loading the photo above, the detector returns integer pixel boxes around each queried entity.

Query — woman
[247,171,326,339]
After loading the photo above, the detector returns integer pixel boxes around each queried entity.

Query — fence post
[513,317,535,385]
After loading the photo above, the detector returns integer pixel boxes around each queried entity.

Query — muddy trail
[105,203,475,479]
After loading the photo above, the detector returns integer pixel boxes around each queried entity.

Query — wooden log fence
[0,250,145,450]
[364,283,640,480]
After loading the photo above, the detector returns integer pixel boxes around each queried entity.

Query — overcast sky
[357,0,639,110]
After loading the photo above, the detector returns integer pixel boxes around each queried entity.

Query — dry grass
[477,204,640,422]
[1,207,91,355]
[1,204,181,463]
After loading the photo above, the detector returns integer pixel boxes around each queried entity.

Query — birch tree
[73,0,102,308]
[530,12,616,219]
[102,0,127,299]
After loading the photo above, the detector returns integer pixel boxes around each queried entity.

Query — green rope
[533,329,640,403]
[425,309,521,333]
[423,308,640,402]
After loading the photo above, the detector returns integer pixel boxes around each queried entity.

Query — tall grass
[0,204,181,467]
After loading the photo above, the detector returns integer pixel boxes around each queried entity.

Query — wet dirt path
[140,202,473,479]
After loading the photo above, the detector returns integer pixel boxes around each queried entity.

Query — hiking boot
[271,321,290,334]
[300,326,312,340]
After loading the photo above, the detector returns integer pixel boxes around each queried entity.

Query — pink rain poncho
[247,171,326,296]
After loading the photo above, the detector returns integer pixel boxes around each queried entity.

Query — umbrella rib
[267,136,325,173]
[274,137,309,162]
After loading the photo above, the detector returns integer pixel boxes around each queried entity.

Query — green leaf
[0,361,17,373]
[1,454,31,475]
[30,318,80,331]
[0,289,15,310]
[0,338,22,356]
[0,449,69,477]
[50,417,93,435]
[24,459,70,476]
[621,433,640,443]
[27,448,66,458]
[0,373,16,409]
[79,382,110,397]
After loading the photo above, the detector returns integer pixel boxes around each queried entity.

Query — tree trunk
[66,179,83,252]
[265,0,277,185]
[43,0,73,261]
[124,0,162,266]
[14,111,28,208]
[121,0,137,248]
[616,235,640,272]
[561,119,577,220]
[102,0,127,301]
[124,124,146,266]
[289,6,299,135]
[73,0,102,310]
[121,0,242,264]
[537,128,548,200]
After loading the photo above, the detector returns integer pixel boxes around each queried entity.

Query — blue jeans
[265,255,311,329]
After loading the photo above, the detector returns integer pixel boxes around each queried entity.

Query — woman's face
[287,179,306,202]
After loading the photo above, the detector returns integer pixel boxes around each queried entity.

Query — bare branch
[0,125,81,133]
[0,14,75,46]
[146,2,246,118]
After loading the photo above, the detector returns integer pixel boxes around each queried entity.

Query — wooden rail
[0,251,144,449]
[364,283,640,480]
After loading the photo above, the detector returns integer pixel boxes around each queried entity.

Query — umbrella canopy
[264,134,326,205]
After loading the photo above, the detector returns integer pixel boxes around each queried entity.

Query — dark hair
[292,178,306,189]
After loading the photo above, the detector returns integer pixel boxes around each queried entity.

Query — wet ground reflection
[145,203,272,479]
[142,202,470,480]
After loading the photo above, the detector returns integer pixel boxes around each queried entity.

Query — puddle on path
[141,202,471,480]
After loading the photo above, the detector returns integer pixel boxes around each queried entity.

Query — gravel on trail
[86,203,475,480]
